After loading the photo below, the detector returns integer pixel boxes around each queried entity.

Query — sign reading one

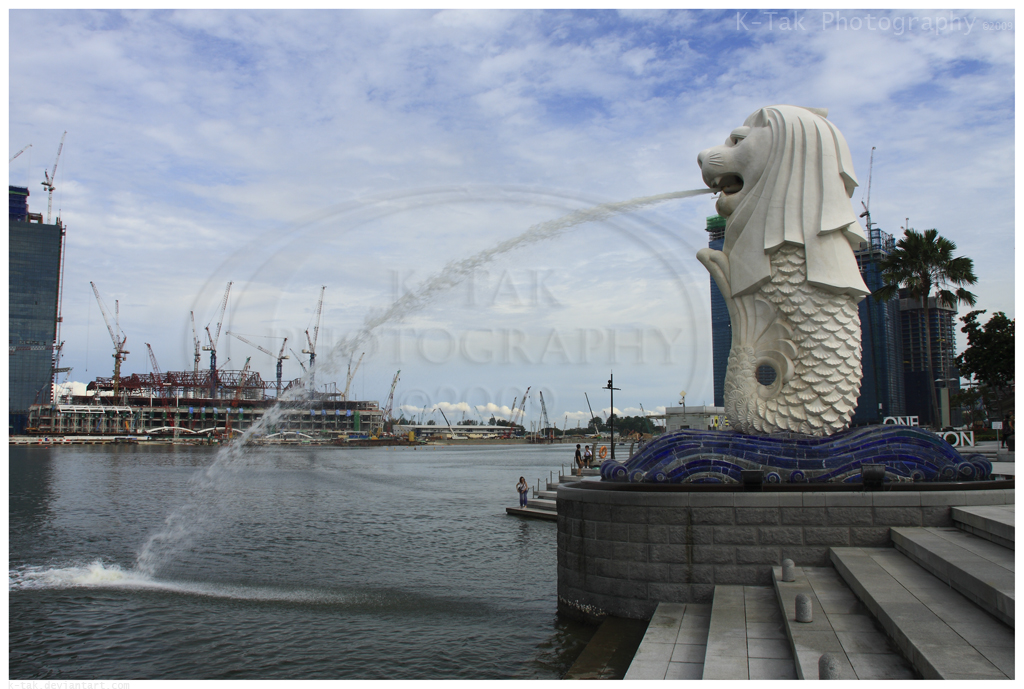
[883,416,919,426]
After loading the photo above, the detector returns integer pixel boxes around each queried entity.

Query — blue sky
[9,9,1015,426]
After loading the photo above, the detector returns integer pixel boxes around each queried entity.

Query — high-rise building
[851,226,905,425]
[706,215,730,407]
[899,293,960,428]
[9,186,65,434]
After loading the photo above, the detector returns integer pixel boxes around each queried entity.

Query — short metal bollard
[795,593,812,623]
[818,653,841,679]
[781,558,796,582]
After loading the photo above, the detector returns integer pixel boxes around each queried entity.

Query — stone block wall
[556,484,1014,623]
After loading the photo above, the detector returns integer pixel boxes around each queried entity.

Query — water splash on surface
[133,188,714,574]
[9,560,354,604]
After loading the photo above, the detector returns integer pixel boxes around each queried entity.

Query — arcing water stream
[24,187,717,584]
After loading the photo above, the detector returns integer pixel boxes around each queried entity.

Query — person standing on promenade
[574,444,583,477]
[583,444,593,468]
[517,476,529,507]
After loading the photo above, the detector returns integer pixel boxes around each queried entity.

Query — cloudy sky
[9,9,1015,427]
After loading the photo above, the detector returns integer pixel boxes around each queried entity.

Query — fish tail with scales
[723,245,862,436]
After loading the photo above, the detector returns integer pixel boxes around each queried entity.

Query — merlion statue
[696,105,869,436]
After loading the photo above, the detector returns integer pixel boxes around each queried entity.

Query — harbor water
[9,443,591,679]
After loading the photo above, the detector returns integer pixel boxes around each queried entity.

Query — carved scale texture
[724,244,862,436]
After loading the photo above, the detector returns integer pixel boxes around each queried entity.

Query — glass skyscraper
[852,226,905,425]
[9,186,65,434]
[706,215,730,408]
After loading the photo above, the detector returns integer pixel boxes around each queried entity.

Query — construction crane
[511,386,531,427]
[381,369,401,432]
[228,331,289,398]
[202,281,232,399]
[859,146,876,230]
[189,311,201,376]
[584,392,598,435]
[302,286,326,392]
[436,407,462,440]
[145,343,166,398]
[342,351,364,401]
[10,143,31,163]
[538,390,552,438]
[290,348,308,373]
[222,356,251,440]
[41,131,66,224]
[90,282,129,399]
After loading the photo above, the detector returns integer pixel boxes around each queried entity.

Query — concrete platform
[701,585,797,680]
[772,565,916,679]
[504,505,556,521]
[623,602,712,679]
[831,546,1013,679]
[892,526,1014,627]
[953,504,1015,548]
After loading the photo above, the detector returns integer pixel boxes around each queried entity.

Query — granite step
[831,546,1014,679]
[892,526,1014,627]
[772,565,916,679]
[536,490,557,500]
[701,585,796,680]
[623,602,712,680]
[526,498,556,512]
[953,504,1015,549]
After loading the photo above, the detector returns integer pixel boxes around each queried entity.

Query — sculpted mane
[725,105,869,298]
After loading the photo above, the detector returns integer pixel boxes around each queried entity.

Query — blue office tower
[9,186,65,434]
[706,215,730,408]
[852,226,905,425]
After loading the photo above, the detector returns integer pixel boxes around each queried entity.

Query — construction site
[19,243,394,442]
[12,136,579,445]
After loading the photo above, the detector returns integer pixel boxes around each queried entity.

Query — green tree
[875,228,977,427]
[956,310,1015,417]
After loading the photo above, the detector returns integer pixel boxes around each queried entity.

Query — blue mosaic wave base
[600,426,990,484]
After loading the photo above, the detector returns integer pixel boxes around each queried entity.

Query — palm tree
[874,228,977,428]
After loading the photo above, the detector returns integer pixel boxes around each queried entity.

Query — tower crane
[538,390,552,438]
[342,351,364,401]
[10,143,31,163]
[42,131,66,224]
[90,282,128,399]
[228,331,289,398]
[859,146,876,230]
[302,286,326,394]
[202,281,232,399]
[290,348,308,373]
[381,369,400,433]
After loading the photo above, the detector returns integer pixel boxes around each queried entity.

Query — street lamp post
[605,373,620,460]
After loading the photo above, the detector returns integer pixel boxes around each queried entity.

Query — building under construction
[27,371,384,439]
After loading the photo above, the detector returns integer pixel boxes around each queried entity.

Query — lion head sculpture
[697,105,869,299]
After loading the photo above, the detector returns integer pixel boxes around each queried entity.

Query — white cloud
[12,9,1013,421]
